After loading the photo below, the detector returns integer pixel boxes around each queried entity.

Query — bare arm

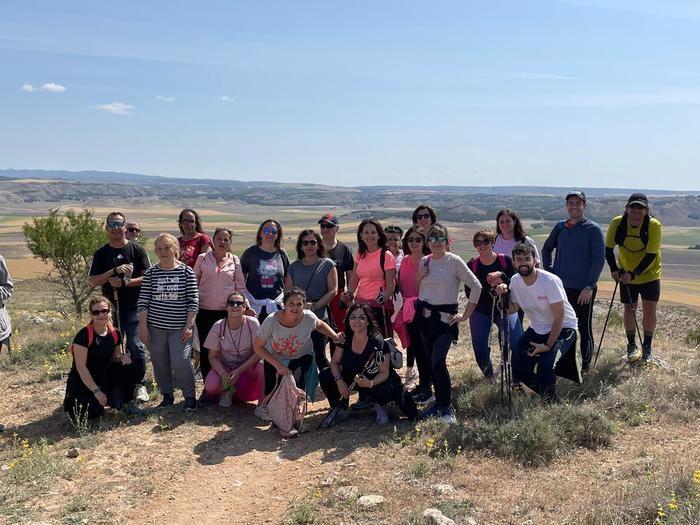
[314,266,338,310]
[253,335,288,374]
[384,268,396,297]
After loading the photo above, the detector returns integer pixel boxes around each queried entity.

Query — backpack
[614,214,650,248]
[262,374,307,437]
[72,324,119,354]
[471,254,508,274]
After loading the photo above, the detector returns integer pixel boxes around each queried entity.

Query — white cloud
[21,84,35,92]
[155,95,175,102]
[39,82,66,92]
[95,102,135,115]
[220,95,230,101]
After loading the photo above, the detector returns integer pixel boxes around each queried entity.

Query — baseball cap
[565,190,586,202]
[626,193,649,208]
[318,213,339,226]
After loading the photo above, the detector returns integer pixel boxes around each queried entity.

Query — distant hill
[1,168,699,226]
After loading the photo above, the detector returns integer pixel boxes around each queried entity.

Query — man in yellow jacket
[605,193,662,362]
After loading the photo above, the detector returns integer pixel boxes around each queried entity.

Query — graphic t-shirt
[354,249,396,302]
[509,270,578,335]
[240,245,290,300]
[204,316,260,368]
[257,310,318,360]
[136,263,199,329]
[178,233,211,268]
[327,242,354,291]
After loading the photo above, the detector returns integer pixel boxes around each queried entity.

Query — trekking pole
[111,258,121,332]
[593,280,619,368]
[499,297,512,412]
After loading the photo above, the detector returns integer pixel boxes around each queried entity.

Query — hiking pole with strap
[319,356,376,429]
[111,258,121,332]
[497,294,513,412]
[593,280,619,368]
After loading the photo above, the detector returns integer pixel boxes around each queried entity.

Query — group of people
[58,191,662,427]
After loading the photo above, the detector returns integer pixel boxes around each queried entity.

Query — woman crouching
[319,303,418,425]
[64,296,142,421]
[203,292,264,408]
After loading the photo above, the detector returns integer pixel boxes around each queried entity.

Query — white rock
[357,494,384,507]
[336,486,359,501]
[423,508,456,525]
[431,483,454,495]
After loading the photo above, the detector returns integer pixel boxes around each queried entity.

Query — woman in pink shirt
[194,227,247,381]
[342,218,396,337]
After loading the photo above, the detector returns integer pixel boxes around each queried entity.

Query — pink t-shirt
[354,249,396,302]
[398,255,420,298]
[203,316,260,368]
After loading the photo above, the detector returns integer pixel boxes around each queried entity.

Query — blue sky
[1,0,699,190]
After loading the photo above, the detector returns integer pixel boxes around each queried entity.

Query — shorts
[620,279,660,304]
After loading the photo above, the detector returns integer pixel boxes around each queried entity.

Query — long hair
[343,303,380,339]
[88,295,115,329]
[356,218,387,256]
[154,232,180,258]
[178,208,205,235]
[411,204,437,225]
[402,226,430,256]
[255,219,283,249]
[295,229,325,260]
[496,208,527,241]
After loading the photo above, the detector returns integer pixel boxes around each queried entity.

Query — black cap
[565,190,586,202]
[626,193,649,208]
[318,213,339,226]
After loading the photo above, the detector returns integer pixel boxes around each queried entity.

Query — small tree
[23,208,106,316]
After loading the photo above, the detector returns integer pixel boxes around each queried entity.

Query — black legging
[263,354,314,395]
[417,315,458,408]
[407,321,432,394]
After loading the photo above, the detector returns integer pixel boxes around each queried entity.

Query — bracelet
[92,387,101,394]
[369,380,374,388]
[334,375,342,382]
[543,342,551,350]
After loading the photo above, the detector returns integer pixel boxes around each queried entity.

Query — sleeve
[383,250,396,270]
[203,319,222,352]
[185,266,199,313]
[605,217,621,249]
[508,278,522,306]
[200,234,211,252]
[0,256,13,302]
[73,326,89,347]
[136,268,152,313]
[240,247,253,274]
[134,244,150,277]
[546,276,567,304]
[280,250,290,275]
[525,236,540,264]
[455,256,482,304]
[193,253,205,282]
[541,225,559,271]
[587,224,606,287]
[504,255,516,278]
[88,247,105,276]
[287,261,298,286]
[646,219,662,255]
[257,315,273,339]
[343,246,354,272]
[232,254,247,292]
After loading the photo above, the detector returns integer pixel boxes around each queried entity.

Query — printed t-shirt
[204,316,260,368]
[240,245,290,300]
[257,310,319,360]
[179,233,211,268]
[354,249,396,302]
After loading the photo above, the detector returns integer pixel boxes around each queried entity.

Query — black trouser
[263,354,313,395]
[311,329,329,371]
[565,287,596,367]
[418,314,458,408]
[63,364,136,421]
[318,367,418,419]
[407,321,431,393]
[195,308,227,381]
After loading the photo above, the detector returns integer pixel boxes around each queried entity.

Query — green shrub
[685,326,700,347]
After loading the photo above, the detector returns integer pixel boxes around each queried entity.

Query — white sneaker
[254,404,271,422]
[134,384,149,403]
[375,404,389,425]
[219,391,233,408]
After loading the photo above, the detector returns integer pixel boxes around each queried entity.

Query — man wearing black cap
[605,193,662,362]
[542,190,605,372]
[318,213,354,335]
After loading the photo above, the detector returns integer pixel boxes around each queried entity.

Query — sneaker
[375,404,389,425]
[219,391,233,408]
[419,403,442,420]
[157,393,174,408]
[581,361,591,374]
[350,399,373,411]
[642,343,653,362]
[627,344,642,363]
[134,384,150,403]
[403,367,417,392]
[412,390,435,405]
[440,406,457,425]
[254,404,271,422]
[123,401,146,417]
[184,397,197,412]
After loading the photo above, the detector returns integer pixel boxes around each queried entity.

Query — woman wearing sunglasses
[319,303,418,425]
[241,219,290,323]
[412,205,438,233]
[466,229,523,378]
[193,227,247,382]
[177,208,211,268]
[203,291,263,408]
[284,229,338,371]
[63,296,142,421]
[416,223,481,424]
[342,218,396,337]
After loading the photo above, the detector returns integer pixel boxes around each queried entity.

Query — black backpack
[614,214,650,248]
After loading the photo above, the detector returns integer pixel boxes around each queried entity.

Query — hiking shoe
[350,399,373,411]
[134,384,150,403]
[581,361,591,374]
[123,401,146,417]
[627,344,642,363]
[440,406,457,425]
[419,403,442,420]
[642,343,653,362]
[412,390,435,405]
[254,404,271,422]
[403,367,418,392]
[375,404,389,425]
[218,391,233,408]
[184,397,197,412]
[157,393,174,408]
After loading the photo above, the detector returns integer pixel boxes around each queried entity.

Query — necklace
[226,318,244,356]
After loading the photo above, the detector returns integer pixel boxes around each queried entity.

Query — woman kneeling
[319,304,417,425]
[203,292,264,408]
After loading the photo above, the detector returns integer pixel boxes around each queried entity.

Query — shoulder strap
[498,254,507,271]
[109,327,118,345]
[614,214,628,246]
[86,324,95,347]
[380,247,387,279]
[640,215,650,245]
[470,258,477,273]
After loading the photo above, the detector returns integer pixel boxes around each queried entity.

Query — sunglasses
[348,314,367,321]
[319,223,336,229]
[407,236,424,243]
[301,240,317,246]
[179,219,196,224]
[628,204,646,210]
[262,227,278,235]
[415,213,431,220]
[91,308,110,315]
[106,221,125,229]
[428,236,448,243]
[127,227,140,233]
[474,239,491,246]
[226,300,245,308]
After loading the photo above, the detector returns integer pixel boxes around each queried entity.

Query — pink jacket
[194,251,247,310]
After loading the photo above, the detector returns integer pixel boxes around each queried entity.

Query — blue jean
[120,310,147,385]
[468,309,523,378]
[512,327,577,402]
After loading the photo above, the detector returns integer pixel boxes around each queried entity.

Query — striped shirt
[137,263,199,329]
